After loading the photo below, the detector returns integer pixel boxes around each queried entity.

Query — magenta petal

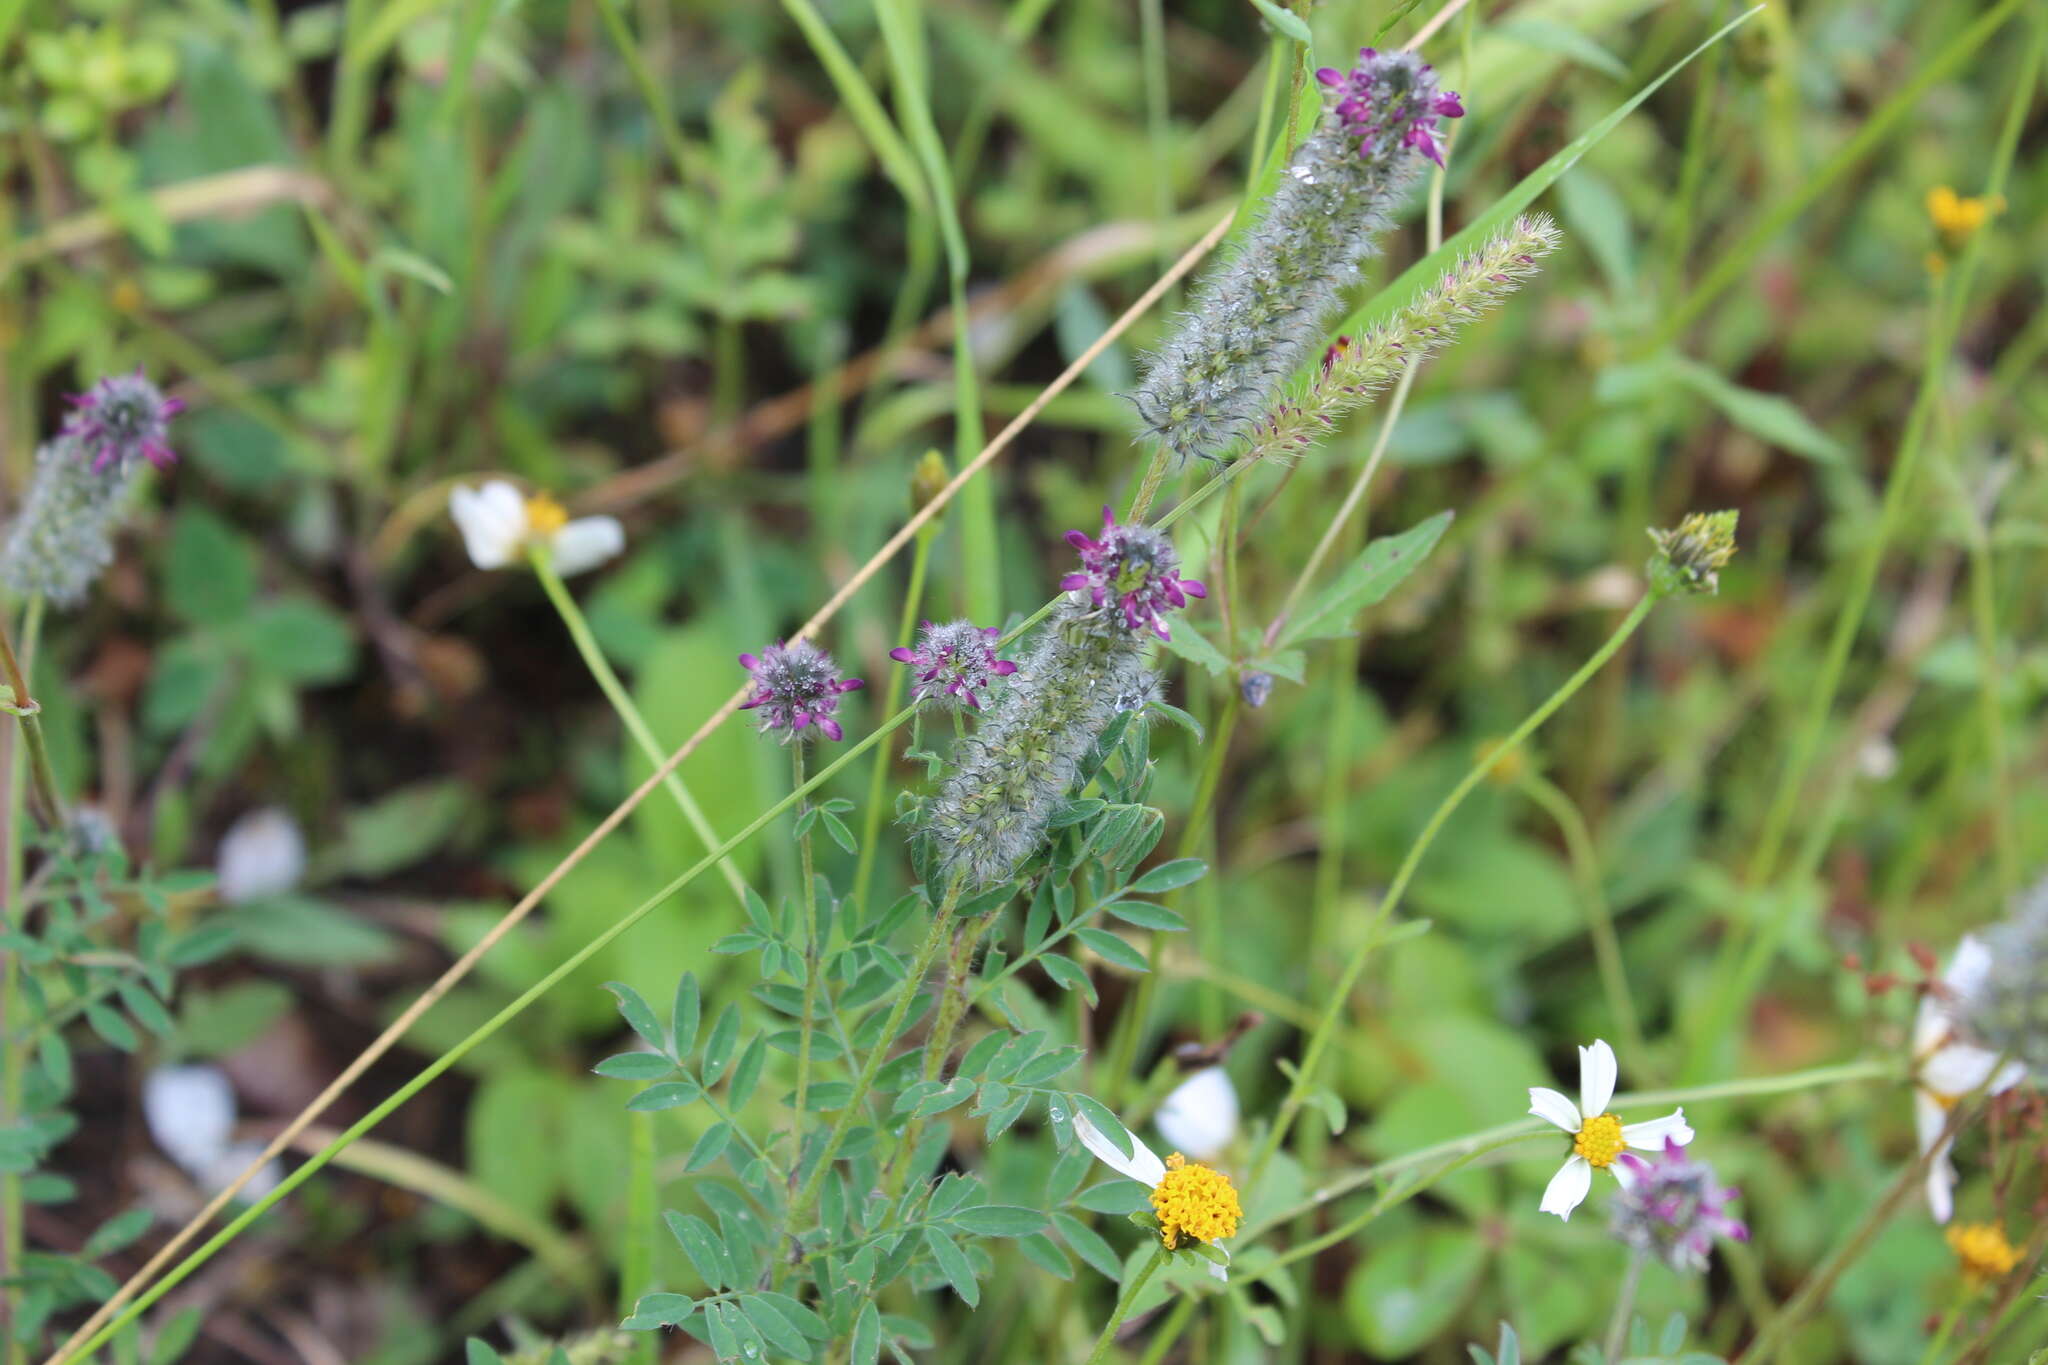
[1315,66,1341,86]
[1065,530,1095,551]
[838,678,865,692]
[738,653,760,670]
[888,647,916,663]
[738,696,764,711]
[1060,573,1089,591]
[992,660,1018,676]
[818,718,843,741]
[1180,579,1207,598]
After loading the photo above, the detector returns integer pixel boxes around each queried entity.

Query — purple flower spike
[1609,1137,1748,1273]
[62,368,185,474]
[889,619,1018,712]
[1318,48,1464,168]
[1060,506,1206,642]
[738,640,862,743]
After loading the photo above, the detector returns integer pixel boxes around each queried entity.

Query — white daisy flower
[448,479,624,576]
[1071,1107,1240,1281]
[1912,936,2026,1224]
[1527,1038,1694,1220]
[1154,1066,1239,1161]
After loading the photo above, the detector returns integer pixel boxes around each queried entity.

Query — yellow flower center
[1151,1154,1242,1250]
[524,493,570,537]
[1573,1113,1625,1169]
[1925,186,2003,249]
[1946,1222,2018,1282]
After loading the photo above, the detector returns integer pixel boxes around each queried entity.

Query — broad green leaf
[1281,511,1453,648]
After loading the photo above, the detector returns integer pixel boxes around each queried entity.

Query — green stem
[1100,690,1240,1108]
[1248,595,1660,1189]
[532,552,750,908]
[1134,1298,1195,1365]
[1083,1246,1169,1365]
[1250,1057,1894,1237]
[880,898,1005,1196]
[853,527,934,915]
[0,597,60,831]
[621,1112,657,1365]
[591,0,700,186]
[1916,1292,1968,1365]
[1604,1250,1649,1362]
[1,595,39,1365]
[792,745,820,1125]
[785,875,963,1239]
[1519,771,1649,1067]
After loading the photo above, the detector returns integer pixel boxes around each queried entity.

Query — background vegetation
[3,0,2045,1361]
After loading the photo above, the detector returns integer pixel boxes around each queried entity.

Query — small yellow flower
[1477,738,1527,788]
[1926,186,2004,251]
[1946,1221,2018,1283]
[1150,1153,1243,1250]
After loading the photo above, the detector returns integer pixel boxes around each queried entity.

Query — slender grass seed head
[738,639,863,742]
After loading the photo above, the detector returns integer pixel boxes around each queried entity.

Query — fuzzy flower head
[1647,510,1738,597]
[1946,1221,2019,1284]
[1529,1039,1695,1220]
[1061,507,1206,640]
[1954,875,2048,1080]
[1071,1105,1239,1279]
[1609,1138,1748,1272]
[1912,935,2028,1223]
[738,639,863,742]
[889,619,1016,712]
[449,479,625,577]
[62,368,184,473]
[1316,48,1465,167]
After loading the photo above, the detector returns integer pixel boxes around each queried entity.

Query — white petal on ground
[1578,1039,1618,1118]
[1072,1111,1166,1187]
[1527,1086,1582,1133]
[449,480,527,569]
[1155,1067,1239,1160]
[1620,1109,1694,1150]
[143,1065,237,1176]
[1914,1090,1956,1224]
[215,807,306,903]
[1538,1155,1593,1219]
[550,516,626,576]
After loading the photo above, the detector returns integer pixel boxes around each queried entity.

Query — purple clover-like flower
[1060,507,1206,642]
[1609,1138,1749,1273]
[889,619,1018,712]
[738,639,863,742]
[1315,48,1465,167]
[62,368,185,474]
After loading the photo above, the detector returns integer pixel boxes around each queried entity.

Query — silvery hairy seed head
[1130,48,1461,466]
[922,601,1155,891]
[0,438,140,608]
[1957,875,2048,1077]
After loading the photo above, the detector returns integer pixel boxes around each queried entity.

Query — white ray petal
[1527,1086,1582,1133]
[1539,1155,1593,1220]
[1621,1109,1694,1151]
[551,516,626,576]
[1578,1039,1617,1118]
[450,481,527,569]
[1155,1067,1239,1161]
[1073,1111,1166,1187]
